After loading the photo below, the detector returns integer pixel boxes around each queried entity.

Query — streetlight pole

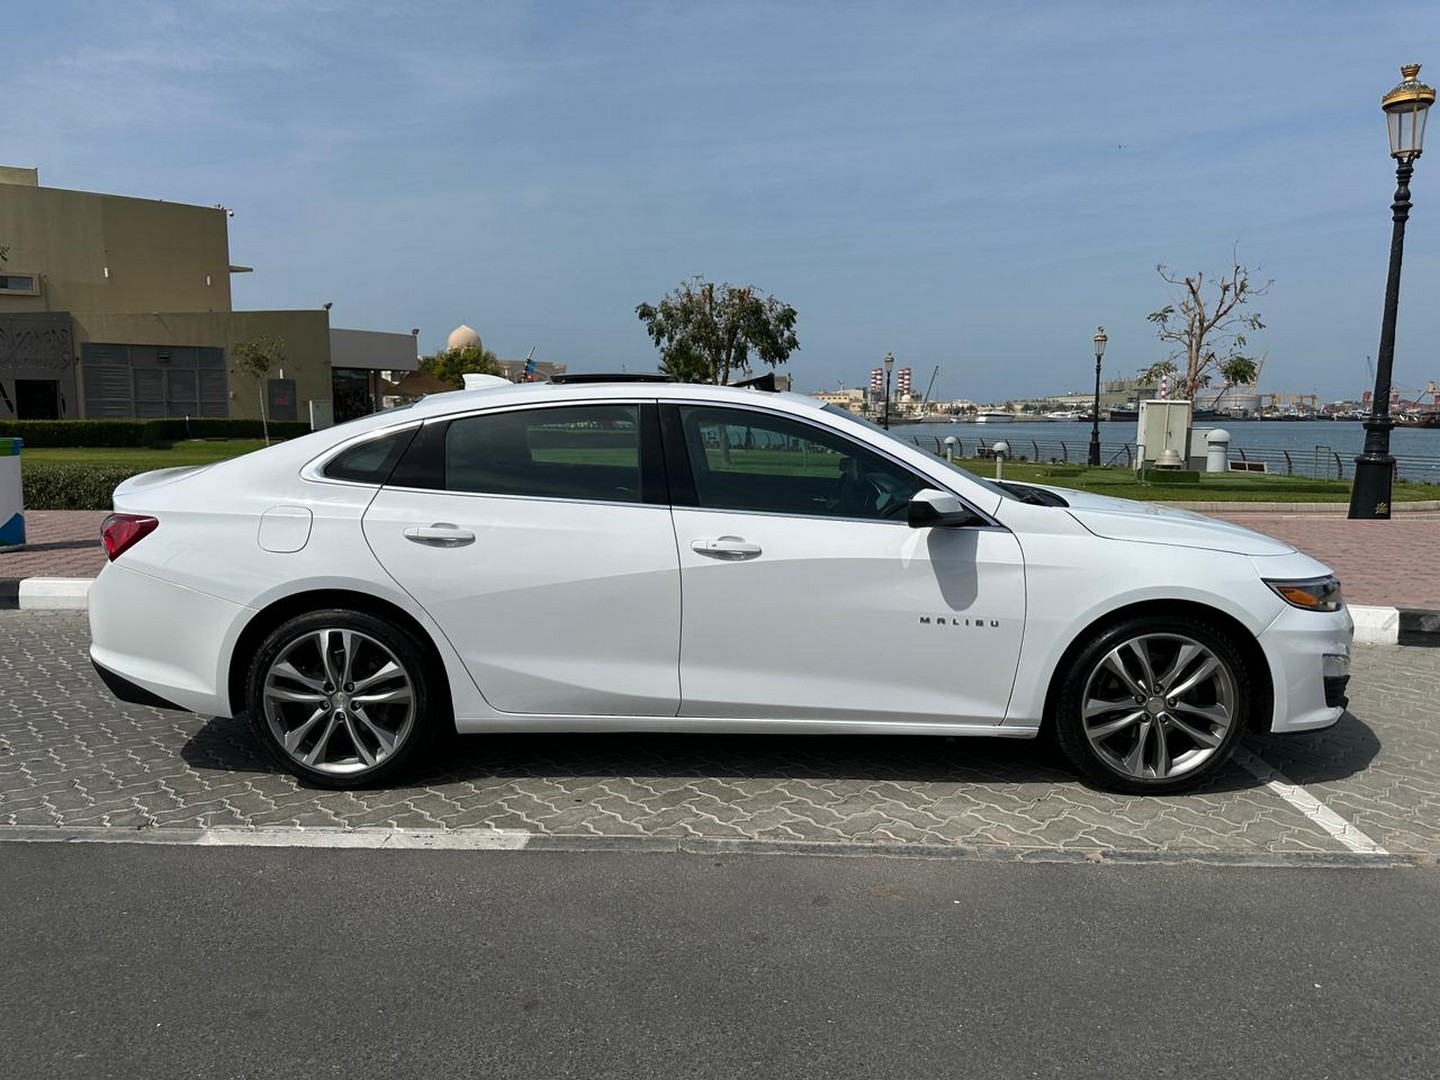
[1350,64,1433,520]
[1088,327,1107,467]
[883,352,895,430]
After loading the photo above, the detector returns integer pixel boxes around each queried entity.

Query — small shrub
[0,418,311,448]
[21,463,150,510]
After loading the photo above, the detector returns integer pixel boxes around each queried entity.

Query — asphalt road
[3,844,1437,1080]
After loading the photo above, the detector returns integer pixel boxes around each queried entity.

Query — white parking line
[1233,748,1389,856]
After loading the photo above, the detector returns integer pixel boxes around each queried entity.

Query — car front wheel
[1054,616,1251,794]
[245,609,441,788]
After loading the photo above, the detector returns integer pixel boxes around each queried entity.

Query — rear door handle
[691,536,762,560]
[404,523,476,548]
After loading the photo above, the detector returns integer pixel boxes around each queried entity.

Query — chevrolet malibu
[89,376,1353,794]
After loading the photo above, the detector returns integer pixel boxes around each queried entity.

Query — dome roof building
[447,324,482,352]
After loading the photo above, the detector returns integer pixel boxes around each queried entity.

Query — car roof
[388,379,829,423]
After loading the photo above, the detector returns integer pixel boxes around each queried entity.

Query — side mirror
[907,488,978,528]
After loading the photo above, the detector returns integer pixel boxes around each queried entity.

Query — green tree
[1140,256,1268,401]
[231,335,287,445]
[420,343,503,388]
[635,276,799,384]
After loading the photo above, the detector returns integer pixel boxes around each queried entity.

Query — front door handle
[404,523,476,548]
[691,536,762,560]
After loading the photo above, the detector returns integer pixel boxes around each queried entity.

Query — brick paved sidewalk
[0,511,107,580]
[2,506,1438,611]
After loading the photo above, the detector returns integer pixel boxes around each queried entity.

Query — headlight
[1265,575,1344,612]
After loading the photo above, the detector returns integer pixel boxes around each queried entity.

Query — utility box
[1137,400,1192,468]
[1189,427,1213,471]
[0,438,25,550]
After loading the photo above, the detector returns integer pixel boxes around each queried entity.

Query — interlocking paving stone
[4,609,1440,857]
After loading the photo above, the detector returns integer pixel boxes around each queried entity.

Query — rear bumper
[88,562,251,717]
[91,658,188,711]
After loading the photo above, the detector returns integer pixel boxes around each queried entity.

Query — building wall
[0,179,233,317]
[330,328,419,373]
[71,310,332,420]
[0,312,77,418]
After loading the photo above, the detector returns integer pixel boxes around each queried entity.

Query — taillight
[101,514,158,561]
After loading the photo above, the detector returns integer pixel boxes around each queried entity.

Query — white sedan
[88,377,1353,794]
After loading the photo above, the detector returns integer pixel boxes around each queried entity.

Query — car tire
[245,608,443,789]
[1053,615,1251,794]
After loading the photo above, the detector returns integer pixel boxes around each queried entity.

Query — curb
[3,576,1438,647]
[0,577,92,611]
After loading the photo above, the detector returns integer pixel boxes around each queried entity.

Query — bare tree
[231,335,287,445]
[1140,254,1270,401]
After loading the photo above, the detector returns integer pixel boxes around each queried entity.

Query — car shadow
[180,709,1383,795]
[1240,709,1383,787]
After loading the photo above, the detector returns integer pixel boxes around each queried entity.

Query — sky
[3,0,1439,403]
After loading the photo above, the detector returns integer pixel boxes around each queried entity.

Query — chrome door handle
[691,536,762,560]
[404,523,476,548]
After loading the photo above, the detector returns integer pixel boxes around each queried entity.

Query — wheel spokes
[263,627,416,776]
[1167,656,1221,700]
[1087,709,1144,740]
[1081,632,1238,782]
[1100,650,1149,699]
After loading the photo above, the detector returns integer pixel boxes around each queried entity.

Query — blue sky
[4,1,1439,402]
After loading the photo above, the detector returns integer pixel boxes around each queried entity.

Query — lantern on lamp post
[882,352,895,430]
[1088,327,1107,467]
[1350,64,1434,519]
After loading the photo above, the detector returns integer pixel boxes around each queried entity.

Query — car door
[663,402,1025,725]
[362,401,682,716]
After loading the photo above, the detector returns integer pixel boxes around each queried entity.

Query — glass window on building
[332,367,374,424]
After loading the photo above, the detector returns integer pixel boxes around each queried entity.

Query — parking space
[2,610,1437,860]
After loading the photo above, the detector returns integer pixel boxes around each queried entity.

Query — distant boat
[973,411,1013,423]
[1397,412,1440,429]
[1044,409,1083,421]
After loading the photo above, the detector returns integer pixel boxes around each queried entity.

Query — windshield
[819,404,1017,501]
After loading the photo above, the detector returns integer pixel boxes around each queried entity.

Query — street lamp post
[1350,63,1434,520]
[883,352,895,430]
[1088,327,1107,467]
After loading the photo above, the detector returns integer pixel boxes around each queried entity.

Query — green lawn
[24,440,271,469]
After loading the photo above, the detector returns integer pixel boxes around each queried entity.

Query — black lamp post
[883,351,895,430]
[1350,63,1434,520]
[1088,327,1107,467]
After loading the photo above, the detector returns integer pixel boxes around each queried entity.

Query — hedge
[21,463,151,510]
[0,418,311,448]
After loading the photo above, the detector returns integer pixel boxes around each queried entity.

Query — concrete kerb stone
[0,577,91,611]
[4,574,1438,646]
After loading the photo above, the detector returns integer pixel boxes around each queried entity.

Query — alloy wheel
[1080,632,1237,782]
[262,628,416,776]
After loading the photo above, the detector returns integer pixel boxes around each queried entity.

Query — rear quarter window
[322,427,419,484]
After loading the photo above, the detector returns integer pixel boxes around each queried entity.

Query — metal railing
[905,434,1440,485]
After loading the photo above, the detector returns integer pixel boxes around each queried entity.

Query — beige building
[0,167,416,424]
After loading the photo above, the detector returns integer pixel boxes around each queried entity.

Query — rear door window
[443,404,643,503]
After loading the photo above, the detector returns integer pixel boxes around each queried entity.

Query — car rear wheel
[1054,616,1251,794]
[245,609,441,788]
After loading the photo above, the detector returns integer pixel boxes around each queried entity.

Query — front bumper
[1257,603,1355,734]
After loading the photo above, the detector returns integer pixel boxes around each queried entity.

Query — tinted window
[677,406,927,520]
[323,427,418,484]
[444,404,642,502]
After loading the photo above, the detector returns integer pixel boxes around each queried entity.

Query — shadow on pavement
[183,717,1080,786]
[1242,710,1383,787]
[180,711,1379,795]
